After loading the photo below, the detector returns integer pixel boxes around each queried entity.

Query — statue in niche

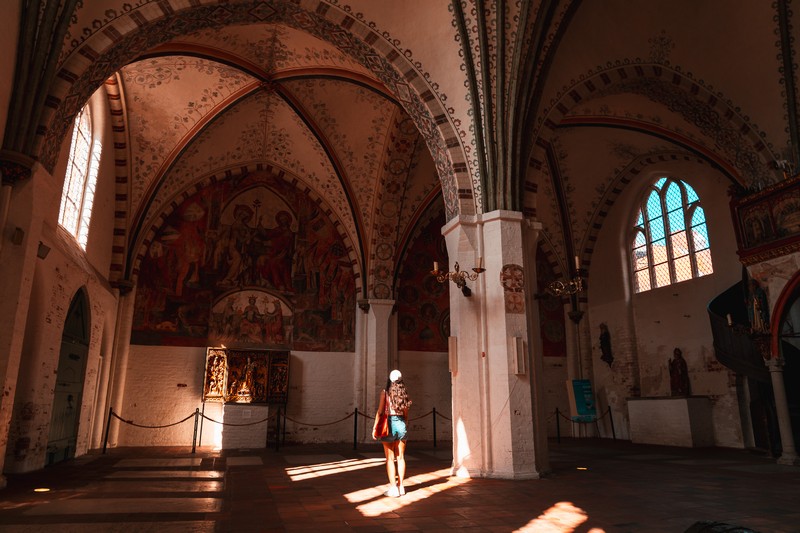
[748,278,770,334]
[669,348,690,396]
[599,323,614,367]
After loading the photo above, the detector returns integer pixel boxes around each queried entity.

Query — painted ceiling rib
[4,0,79,156]
[506,0,535,211]
[475,0,498,213]
[495,2,508,210]
[513,0,562,211]
[277,85,368,294]
[452,0,491,210]
[777,0,800,167]
[544,143,576,267]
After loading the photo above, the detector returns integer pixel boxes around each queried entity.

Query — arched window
[58,103,101,249]
[632,177,713,293]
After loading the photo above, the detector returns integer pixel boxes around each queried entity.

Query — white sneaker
[384,486,400,497]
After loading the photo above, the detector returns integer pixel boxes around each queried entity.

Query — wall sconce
[537,256,584,298]
[432,258,485,297]
[37,241,51,259]
[11,227,24,245]
[544,276,584,297]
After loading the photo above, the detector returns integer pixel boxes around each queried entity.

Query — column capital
[765,356,785,371]
[0,150,37,186]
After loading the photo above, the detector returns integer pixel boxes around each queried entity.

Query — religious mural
[397,213,450,352]
[131,171,356,351]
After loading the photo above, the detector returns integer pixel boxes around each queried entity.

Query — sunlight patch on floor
[349,468,471,517]
[515,501,604,532]
[285,457,385,482]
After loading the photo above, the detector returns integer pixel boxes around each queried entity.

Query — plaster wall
[2,86,120,472]
[119,346,361,446]
[5,239,117,472]
[589,162,745,447]
[396,350,453,443]
[540,356,570,437]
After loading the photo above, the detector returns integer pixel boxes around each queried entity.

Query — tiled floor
[0,438,798,532]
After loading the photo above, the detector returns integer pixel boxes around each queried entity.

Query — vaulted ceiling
[4,0,797,294]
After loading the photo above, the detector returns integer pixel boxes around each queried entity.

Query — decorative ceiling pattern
[281,78,394,234]
[41,0,470,227]
[8,0,800,305]
[122,57,257,215]
[172,23,377,80]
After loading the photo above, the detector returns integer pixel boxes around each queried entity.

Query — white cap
[389,369,402,382]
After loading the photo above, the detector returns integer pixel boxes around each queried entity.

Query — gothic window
[632,177,713,293]
[58,104,101,249]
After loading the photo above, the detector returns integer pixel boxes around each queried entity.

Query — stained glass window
[58,104,101,249]
[632,177,713,293]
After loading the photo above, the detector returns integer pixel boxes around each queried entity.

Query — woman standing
[372,369,412,497]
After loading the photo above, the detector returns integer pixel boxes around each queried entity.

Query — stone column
[447,211,540,479]
[104,286,137,447]
[765,357,800,465]
[364,299,395,423]
[0,164,51,487]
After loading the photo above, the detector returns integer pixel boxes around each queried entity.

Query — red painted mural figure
[257,210,296,291]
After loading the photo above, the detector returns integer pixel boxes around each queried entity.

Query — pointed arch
[36,1,474,220]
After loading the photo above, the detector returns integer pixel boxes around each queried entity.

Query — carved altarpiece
[203,348,289,404]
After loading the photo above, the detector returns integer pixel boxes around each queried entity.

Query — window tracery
[632,177,713,293]
[58,104,101,249]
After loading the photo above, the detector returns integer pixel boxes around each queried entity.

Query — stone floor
[0,438,798,532]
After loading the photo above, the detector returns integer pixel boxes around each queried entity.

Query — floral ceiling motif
[122,56,257,216]
[172,23,377,80]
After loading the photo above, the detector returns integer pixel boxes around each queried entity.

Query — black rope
[200,412,274,427]
[111,411,195,429]
[284,412,354,427]
[409,410,433,421]
[113,406,449,431]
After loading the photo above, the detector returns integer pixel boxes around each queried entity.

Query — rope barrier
[284,412,354,427]
[200,412,274,427]
[111,411,195,429]
[433,410,451,421]
[409,410,432,421]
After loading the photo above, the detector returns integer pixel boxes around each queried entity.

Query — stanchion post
[282,407,286,445]
[556,407,561,444]
[275,406,281,452]
[191,408,199,454]
[608,405,616,440]
[353,407,358,450]
[433,407,437,448]
[102,406,113,454]
[198,402,206,446]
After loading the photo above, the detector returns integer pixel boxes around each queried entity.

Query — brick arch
[38,1,473,220]
[529,62,776,197]
[535,235,569,283]
[128,164,363,296]
[103,74,131,287]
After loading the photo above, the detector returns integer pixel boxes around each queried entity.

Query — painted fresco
[397,213,450,352]
[132,171,355,351]
[536,248,567,357]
